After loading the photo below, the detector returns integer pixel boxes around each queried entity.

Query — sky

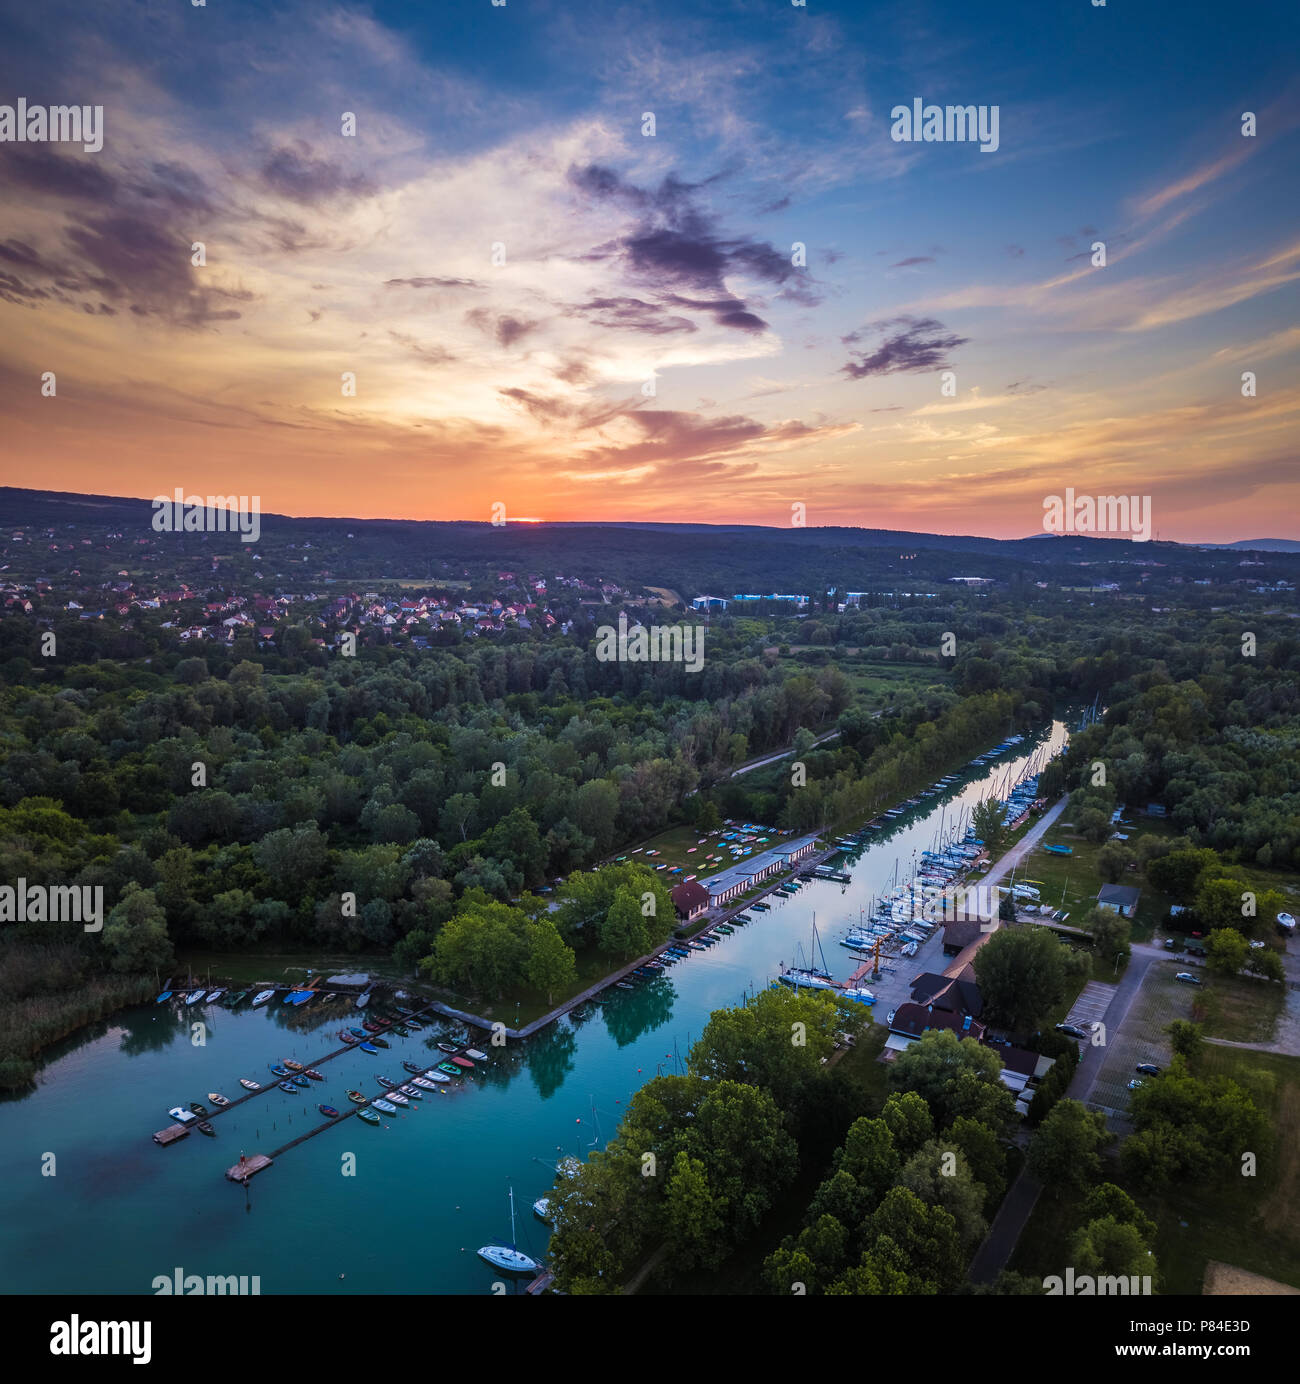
[0,0,1297,542]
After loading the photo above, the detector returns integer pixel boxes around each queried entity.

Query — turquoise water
[0,721,1068,1295]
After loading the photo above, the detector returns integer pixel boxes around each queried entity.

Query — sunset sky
[1,0,1297,541]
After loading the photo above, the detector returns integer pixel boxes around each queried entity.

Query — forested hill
[5,487,1297,597]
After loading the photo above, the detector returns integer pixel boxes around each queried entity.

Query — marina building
[702,832,819,907]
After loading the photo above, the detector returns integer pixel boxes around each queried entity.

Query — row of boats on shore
[154,985,380,1009]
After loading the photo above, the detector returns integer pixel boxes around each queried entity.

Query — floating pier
[152,1124,190,1146]
[225,1153,273,1183]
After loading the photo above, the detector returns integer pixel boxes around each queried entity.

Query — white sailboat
[251,989,275,1006]
[478,1186,540,1274]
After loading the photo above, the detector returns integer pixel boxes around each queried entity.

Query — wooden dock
[152,1123,190,1146]
[525,1270,554,1295]
[225,1153,273,1183]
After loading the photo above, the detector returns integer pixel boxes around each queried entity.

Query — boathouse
[670,880,710,921]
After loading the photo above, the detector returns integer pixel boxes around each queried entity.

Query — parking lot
[1088,964,1198,1114]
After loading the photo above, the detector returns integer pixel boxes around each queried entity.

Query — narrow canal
[0,719,1071,1294]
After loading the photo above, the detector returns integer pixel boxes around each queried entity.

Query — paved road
[729,729,841,778]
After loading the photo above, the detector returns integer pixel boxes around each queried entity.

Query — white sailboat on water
[478,1186,540,1275]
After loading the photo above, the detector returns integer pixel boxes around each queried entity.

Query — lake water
[0,719,1070,1295]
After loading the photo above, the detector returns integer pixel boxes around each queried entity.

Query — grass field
[1191,973,1287,1044]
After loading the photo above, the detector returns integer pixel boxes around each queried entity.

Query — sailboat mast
[509,1185,517,1247]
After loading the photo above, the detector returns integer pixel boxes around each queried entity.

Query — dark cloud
[0,146,249,323]
[464,307,540,347]
[385,275,484,290]
[759,194,792,214]
[841,315,968,379]
[498,387,623,429]
[890,256,935,268]
[565,296,696,335]
[1005,380,1047,395]
[259,142,374,205]
[565,161,819,332]
[1005,244,1025,258]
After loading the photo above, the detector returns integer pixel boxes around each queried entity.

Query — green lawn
[1191,973,1286,1044]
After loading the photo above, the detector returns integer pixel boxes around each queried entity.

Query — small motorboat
[188,1101,208,1116]
[205,989,224,1002]
[185,990,205,1005]
[421,1070,451,1084]
[278,1081,297,1093]
[304,1069,324,1081]
[436,1041,459,1054]
[412,1077,439,1090]
[392,1026,409,1037]
[356,1108,380,1125]
[450,1055,474,1069]
[154,991,173,1004]
[402,1061,423,1074]
[376,1075,396,1089]
[398,1085,422,1099]
[405,1019,423,1030]
[345,1090,367,1104]
[207,1092,231,1108]
[614,982,634,990]
[356,991,372,1009]
[251,989,275,1006]
[372,1098,398,1115]
[358,1042,379,1054]
[349,1027,369,1038]
[319,1104,340,1118]
[167,1106,197,1124]
[386,1092,409,1107]
[291,1075,309,1088]
[339,1030,358,1043]
[464,1048,489,1062]
[282,1060,304,1072]
[196,1121,216,1137]
[533,1197,553,1225]
[393,1005,413,1016]
[238,1078,260,1091]
[270,1065,290,1077]
[362,1020,383,1033]
[436,1063,462,1078]
[225,990,248,1006]
[371,1037,390,1049]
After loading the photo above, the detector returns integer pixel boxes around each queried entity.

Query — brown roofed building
[670,880,710,921]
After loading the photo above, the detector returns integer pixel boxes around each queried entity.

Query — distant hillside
[1201,539,1300,553]
[3,487,1298,596]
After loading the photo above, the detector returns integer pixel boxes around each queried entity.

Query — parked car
[1055,1022,1088,1039]
[1187,944,1206,957]
[1127,1078,1144,1091]
[1163,938,1178,951]
[1135,1063,1161,1076]
[1174,972,1202,985]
